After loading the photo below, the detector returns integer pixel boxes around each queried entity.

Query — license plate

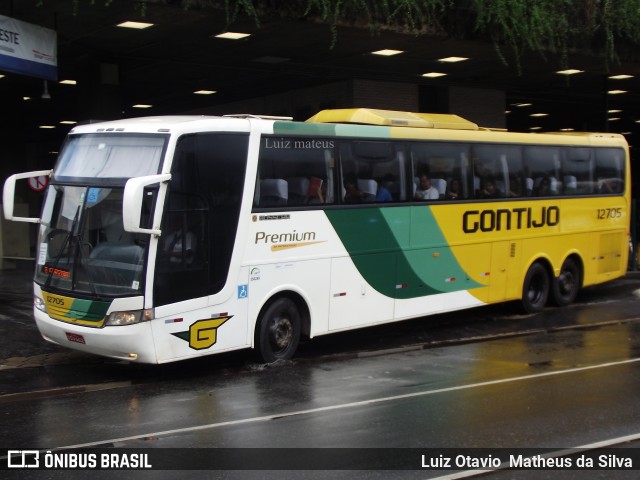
[65,332,86,344]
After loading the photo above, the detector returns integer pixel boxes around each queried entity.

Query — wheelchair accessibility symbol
[238,284,248,299]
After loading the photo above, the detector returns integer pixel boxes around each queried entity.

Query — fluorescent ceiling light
[608,117,621,121]
[59,79,77,85]
[194,90,217,95]
[556,69,583,75]
[422,72,447,78]
[438,56,468,63]
[609,74,634,80]
[39,125,56,129]
[0,74,4,79]
[60,120,77,125]
[512,103,532,107]
[608,109,623,113]
[23,96,31,101]
[117,21,154,29]
[371,49,403,56]
[560,128,574,131]
[215,32,250,40]
[608,90,627,94]
[530,113,548,117]
[529,126,542,131]
[132,104,153,109]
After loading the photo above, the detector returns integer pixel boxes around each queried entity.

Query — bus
[2,108,630,364]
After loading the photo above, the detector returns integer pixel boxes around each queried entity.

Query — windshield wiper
[44,203,100,298]
[44,205,80,290]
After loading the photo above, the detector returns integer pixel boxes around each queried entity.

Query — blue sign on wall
[0,15,57,80]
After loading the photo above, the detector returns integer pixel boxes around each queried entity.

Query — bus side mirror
[122,174,171,235]
[3,170,52,223]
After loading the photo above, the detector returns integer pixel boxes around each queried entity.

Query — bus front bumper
[34,308,158,363]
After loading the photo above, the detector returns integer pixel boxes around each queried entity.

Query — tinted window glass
[256,137,336,207]
[155,133,248,306]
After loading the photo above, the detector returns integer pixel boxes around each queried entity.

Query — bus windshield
[35,184,149,297]
[54,133,166,182]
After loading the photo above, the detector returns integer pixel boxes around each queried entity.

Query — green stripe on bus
[273,121,391,138]
[325,207,482,299]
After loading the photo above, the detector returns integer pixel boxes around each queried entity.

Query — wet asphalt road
[1,264,640,479]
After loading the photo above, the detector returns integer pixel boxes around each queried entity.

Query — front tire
[521,262,550,313]
[551,257,580,306]
[255,297,301,363]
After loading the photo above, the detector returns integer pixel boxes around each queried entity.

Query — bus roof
[306,108,479,130]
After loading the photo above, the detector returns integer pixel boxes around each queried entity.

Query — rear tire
[551,257,580,306]
[254,297,301,363]
[521,262,550,313]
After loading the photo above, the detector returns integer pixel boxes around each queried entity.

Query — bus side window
[595,148,625,195]
[257,136,335,207]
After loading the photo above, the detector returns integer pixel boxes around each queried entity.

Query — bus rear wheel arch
[551,256,582,307]
[254,294,309,363]
[521,261,550,314]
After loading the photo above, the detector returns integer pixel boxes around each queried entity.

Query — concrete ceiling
[3,0,640,160]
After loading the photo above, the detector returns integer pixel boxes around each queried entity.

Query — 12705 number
[597,208,622,219]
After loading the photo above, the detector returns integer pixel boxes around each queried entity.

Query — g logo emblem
[188,317,231,350]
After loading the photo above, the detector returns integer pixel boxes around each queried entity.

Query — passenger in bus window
[414,174,439,200]
[599,178,623,194]
[343,173,364,203]
[375,174,394,202]
[306,178,326,204]
[508,176,523,197]
[537,176,552,196]
[445,178,462,200]
[479,178,499,199]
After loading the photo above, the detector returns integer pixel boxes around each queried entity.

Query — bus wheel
[521,262,549,314]
[255,297,301,363]
[551,258,580,307]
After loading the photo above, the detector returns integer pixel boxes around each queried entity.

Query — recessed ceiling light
[23,96,31,101]
[621,131,632,135]
[556,69,583,75]
[132,104,152,109]
[215,32,251,40]
[608,90,627,94]
[39,125,56,129]
[505,110,511,114]
[529,126,542,131]
[117,21,154,29]
[608,109,623,113]
[59,79,77,85]
[560,128,575,131]
[512,103,532,107]
[609,74,634,80]
[194,90,217,95]
[530,113,548,117]
[371,49,403,56]
[422,72,447,78]
[0,74,4,79]
[60,120,77,125]
[438,56,469,63]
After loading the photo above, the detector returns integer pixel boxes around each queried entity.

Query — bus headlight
[106,309,154,326]
[34,296,47,313]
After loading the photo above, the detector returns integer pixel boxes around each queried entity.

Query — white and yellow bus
[2,108,630,363]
